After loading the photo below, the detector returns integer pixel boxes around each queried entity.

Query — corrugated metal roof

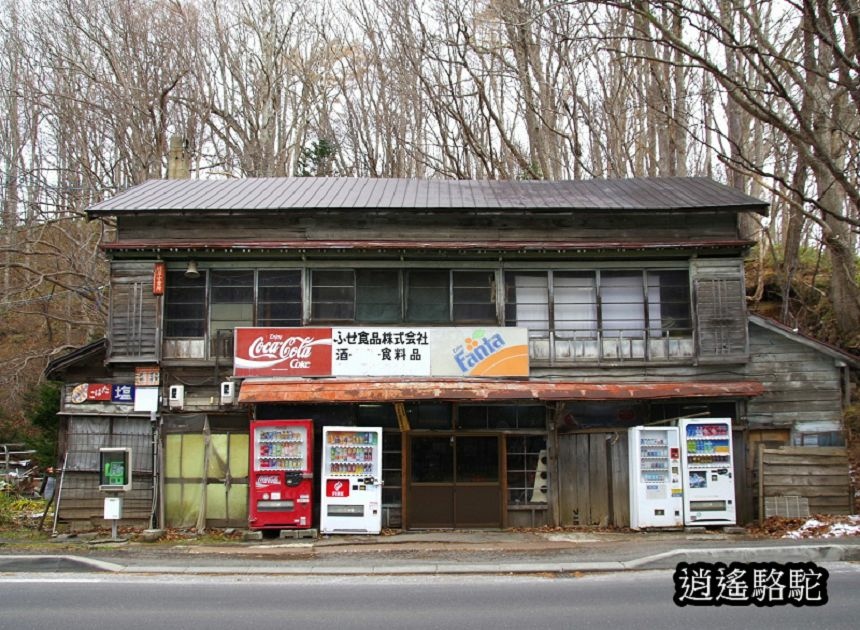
[237,379,765,404]
[87,177,769,215]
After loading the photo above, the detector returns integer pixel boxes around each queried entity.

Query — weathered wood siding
[116,211,741,244]
[557,431,629,527]
[745,325,845,433]
[55,472,152,531]
[108,262,159,363]
[692,259,749,363]
[758,446,852,515]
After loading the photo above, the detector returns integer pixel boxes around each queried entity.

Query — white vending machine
[680,418,736,526]
[320,426,383,534]
[628,426,684,528]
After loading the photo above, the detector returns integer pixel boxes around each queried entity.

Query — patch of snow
[783,515,860,539]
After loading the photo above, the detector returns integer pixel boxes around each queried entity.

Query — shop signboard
[233,327,529,378]
[86,383,112,401]
[233,328,333,377]
[111,384,135,403]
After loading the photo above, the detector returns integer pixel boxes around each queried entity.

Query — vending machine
[249,419,313,530]
[628,426,683,529]
[679,418,736,526]
[320,426,383,534]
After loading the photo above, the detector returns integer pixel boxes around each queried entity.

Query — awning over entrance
[237,379,764,403]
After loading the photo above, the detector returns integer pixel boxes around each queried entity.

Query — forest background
[1,0,859,460]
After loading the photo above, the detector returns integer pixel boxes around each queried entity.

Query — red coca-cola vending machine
[249,419,313,530]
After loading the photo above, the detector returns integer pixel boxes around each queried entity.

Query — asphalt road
[2,565,859,630]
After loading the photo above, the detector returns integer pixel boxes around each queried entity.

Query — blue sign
[111,384,135,403]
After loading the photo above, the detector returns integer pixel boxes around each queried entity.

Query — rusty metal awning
[237,379,764,404]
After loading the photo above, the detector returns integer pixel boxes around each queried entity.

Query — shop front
[233,324,547,529]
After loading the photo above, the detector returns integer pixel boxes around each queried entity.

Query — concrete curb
[0,555,124,573]
[2,544,856,576]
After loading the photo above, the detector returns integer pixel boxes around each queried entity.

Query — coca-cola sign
[233,326,529,378]
[234,328,332,377]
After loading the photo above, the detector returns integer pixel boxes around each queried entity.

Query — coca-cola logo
[234,328,333,376]
[249,335,316,360]
[256,474,280,487]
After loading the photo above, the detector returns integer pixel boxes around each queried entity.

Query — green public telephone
[99,447,132,491]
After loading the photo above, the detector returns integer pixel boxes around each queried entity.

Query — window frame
[164,269,208,339]
[164,267,304,342]
[505,267,693,363]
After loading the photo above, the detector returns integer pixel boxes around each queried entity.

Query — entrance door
[164,430,249,528]
[408,435,501,528]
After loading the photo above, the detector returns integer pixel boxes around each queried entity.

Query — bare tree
[602,0,860,345]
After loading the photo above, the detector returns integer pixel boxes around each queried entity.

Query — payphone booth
[98,447,132,539]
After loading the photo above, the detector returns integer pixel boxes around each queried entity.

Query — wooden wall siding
[731,429,753,525]
[746,429,791,521]
[758,446,852,516]
[108,262,159,363]
[56,472,152,530]
[745,326,845,432]
[557,431,629,527]
[692,259,749,362]
[115,212,741,245]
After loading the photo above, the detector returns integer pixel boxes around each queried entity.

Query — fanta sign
[453,332,508,374]
[435,328,529,377]
[233,327,529,378]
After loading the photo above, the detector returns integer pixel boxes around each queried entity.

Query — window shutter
[693,260,749,362]
[108,263,159,362]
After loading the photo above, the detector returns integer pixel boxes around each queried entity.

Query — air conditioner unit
[220,381,235,405]
[168,385,185,410]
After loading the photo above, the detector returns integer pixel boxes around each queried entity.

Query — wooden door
[557,431,629,527]
[408,434,502,528]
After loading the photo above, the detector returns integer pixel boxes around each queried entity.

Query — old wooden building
[45,177,857,531]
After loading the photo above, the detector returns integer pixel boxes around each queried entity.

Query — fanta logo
[453,332,506,373]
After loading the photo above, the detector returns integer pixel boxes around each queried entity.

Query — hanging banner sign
[152,262,166,296]
[233,327,529,378]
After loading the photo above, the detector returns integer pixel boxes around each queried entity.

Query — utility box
[103,496,123,520]
[99,447,132,492]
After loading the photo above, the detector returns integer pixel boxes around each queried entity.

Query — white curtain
[514,274,549,338]
[599,273,645,338]
[554,273,597,337]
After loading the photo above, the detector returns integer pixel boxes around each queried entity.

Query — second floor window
[165,270,206,337]
[210,270,254,338]
[309,269,496,324]
[504,268,692,361]
[164,268,301,339]
[162,265,694,363]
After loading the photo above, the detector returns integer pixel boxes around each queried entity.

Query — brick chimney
[167,136,191,179]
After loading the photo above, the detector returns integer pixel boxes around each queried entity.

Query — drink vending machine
[320,426,383,534]
[679,418,736,525]
[249,419,313,530]
[628,426,683,528]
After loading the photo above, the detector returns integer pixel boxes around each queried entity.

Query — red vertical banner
[152,262,166,296]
